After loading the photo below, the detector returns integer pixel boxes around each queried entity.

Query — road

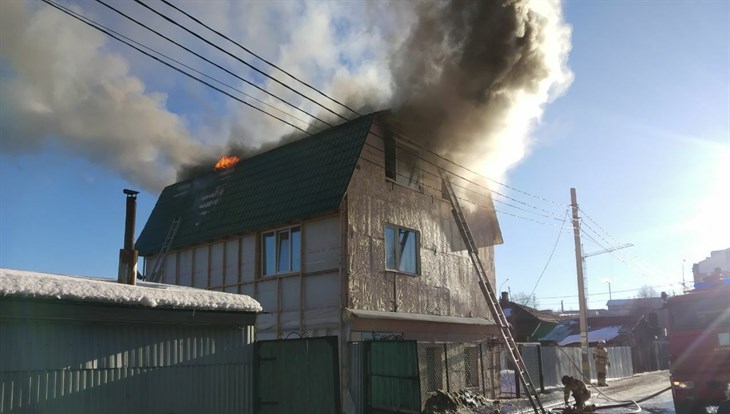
[600,389,674,414]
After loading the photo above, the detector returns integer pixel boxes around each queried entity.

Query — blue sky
[1,0,728,311]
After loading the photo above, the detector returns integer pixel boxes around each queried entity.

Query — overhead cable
[131,0,350,122]
[529,208,570,299]
[42,0,310,134]
[158,0,361,118]
[95,0,330,128]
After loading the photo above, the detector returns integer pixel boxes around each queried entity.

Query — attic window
[262,227,301,276]
[385,133,421,191]
[385,224,420,274]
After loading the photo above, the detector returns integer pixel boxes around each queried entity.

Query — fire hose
[548,347,672,414]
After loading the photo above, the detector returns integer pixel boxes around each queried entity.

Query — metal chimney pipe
[118,189,139,285]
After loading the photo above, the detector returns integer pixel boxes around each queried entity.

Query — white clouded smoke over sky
[1,0,572,192]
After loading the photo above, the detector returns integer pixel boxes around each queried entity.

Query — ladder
[147,216,181,283]
[440,170,545,414]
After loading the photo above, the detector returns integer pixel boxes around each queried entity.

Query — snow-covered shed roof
[557,325,623,346]
[0,268,262,313]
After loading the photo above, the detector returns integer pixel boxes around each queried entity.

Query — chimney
[500,291,509,306]
[118,189,139,285]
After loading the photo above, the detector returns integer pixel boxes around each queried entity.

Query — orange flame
[214,155,240,170]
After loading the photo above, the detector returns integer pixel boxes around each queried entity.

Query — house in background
[499,292,560,342]
[0,268,261,414]
[135,112,505,411]
[693,247,730,285]
[540,296,668,373]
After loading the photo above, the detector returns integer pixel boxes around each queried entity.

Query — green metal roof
[136,114,375,256]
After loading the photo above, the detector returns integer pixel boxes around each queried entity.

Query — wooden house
[135,112,505,410]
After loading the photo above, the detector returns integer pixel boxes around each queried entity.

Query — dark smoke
[388,0,550,156]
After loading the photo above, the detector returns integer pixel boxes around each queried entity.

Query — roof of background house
[503,301,561,323]
[136,113,375,256]
[557,325,624,346]
[538,314,639,344]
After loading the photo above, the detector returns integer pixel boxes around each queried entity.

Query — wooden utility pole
[570,188,591,382]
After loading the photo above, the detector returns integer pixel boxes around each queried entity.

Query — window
[385,133,421,191]
[262,227,301,276]
[385,225,419,274]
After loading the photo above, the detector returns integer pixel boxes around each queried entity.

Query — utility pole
[570,188,591,382]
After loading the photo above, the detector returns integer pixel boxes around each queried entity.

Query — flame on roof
[214,155,240,170]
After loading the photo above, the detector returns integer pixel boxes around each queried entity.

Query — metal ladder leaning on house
[440,170,546,414]
[147,216,182,283]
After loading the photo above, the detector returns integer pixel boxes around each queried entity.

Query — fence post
[537,344,545,393]
[480,343,486,396]
[444,343,450,392]
[515,344,521,398]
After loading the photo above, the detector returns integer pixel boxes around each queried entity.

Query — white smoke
[0,0,210,192]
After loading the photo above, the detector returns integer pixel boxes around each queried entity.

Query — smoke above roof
[0,0,572,191]
[387,0,573,178]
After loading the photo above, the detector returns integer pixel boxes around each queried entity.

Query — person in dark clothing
[562,375,591,410]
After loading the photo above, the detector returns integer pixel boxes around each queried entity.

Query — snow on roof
[0,268,262,313]
[557,325,622,346]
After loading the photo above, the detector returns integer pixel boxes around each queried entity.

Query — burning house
[135,111,506,410]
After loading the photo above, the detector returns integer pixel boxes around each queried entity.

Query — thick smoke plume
[1,0,571,190]
[386,0,572,178]
[202,0,572,181]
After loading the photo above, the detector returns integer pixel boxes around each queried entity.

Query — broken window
[262,226,301,276]
[384,132,422,191]
[385,224,419,274]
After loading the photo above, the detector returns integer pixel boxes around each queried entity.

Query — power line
[150,0,564,212]
[158,0,360,118]
[131,0,350,123]
[94,0,330,129]
[579,207,623,245]
[536,283,680,300]
[51,0,583,233]
[373,118,566,207]
[42,0,310,135]
[529,209,570,299]
[112,0,566,218]
[62,5,322,132]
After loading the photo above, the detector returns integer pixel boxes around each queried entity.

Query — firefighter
[562,375,591,410]
[592,340,610,386]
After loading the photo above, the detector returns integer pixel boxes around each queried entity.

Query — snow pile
[558,325,622,346]
[0,268,262,313]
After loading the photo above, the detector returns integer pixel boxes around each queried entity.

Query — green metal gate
[255,336,340,414]
[365,340,421,413]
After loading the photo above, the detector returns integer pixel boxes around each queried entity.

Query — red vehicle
[667,279,730,414]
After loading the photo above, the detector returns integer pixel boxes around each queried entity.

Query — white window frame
[262,226,301,276]
[384,224,420,275]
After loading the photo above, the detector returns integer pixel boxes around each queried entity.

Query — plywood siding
[144,216,342,340]
[346,124,499,320]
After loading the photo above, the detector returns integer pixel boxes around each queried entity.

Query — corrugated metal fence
[503,344,634,394]
[0,319,255,414]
